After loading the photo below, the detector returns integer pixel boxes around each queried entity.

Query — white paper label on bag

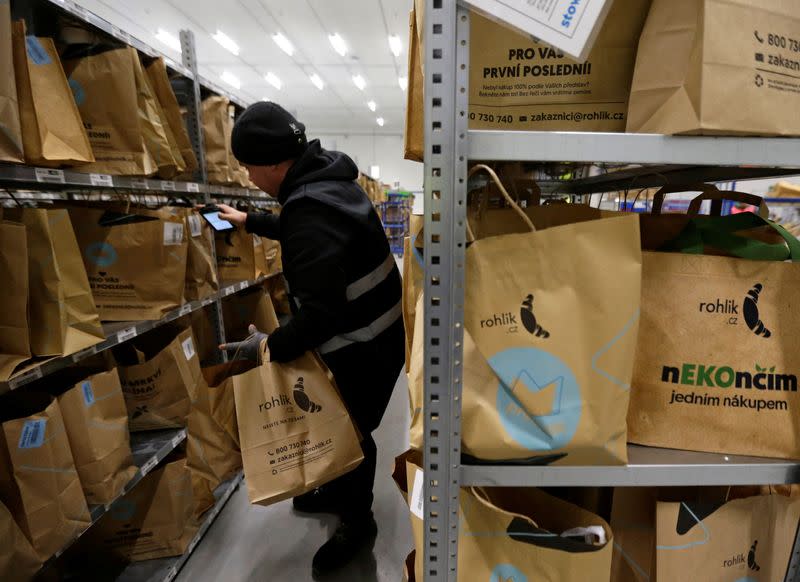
[90,173,114,188]
[18,419,46,449]
[410,468,425,519]
[462,0,612,60]
[182,337,196,361]
[164,222,185,245]
[188,215,203,237]
[35,168,65,184]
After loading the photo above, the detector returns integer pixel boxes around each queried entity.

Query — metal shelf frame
[1,275,276,393]
[421,2,800,581]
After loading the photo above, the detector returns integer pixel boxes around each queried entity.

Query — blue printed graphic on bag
[491,347,581,451]
[18,419,46,449]
[82,381,95,407]
[491,564,528,582]
[25,36,51,66]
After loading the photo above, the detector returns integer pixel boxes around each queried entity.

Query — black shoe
[293,487,341,514]
[312,514,378,578]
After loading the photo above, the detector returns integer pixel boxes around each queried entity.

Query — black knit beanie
[231,102,308,166]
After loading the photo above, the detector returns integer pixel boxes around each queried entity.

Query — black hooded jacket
[245,140,403,368]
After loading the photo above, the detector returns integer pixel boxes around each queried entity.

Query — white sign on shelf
[34,168,66,184]
[90,173,114,188]
[461,0,613,61]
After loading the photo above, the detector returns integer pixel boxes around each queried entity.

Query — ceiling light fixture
[352,75,366,91]
[309,74,325,90]
[272,33,295,56]
[376,117,385,127]
[398,76,408,91]
[213,30,240,56]
[265,72,282,90]
[328,33,348,57]
[367,100,377,112]
[221,71,241,90]
[156,29,182,52]
[388,35,402,57]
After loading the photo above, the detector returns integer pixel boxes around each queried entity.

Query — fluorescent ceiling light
[309,74,324,90]
[329,33,347,57]
[272,33,294,56]
[156,29,181,52]
[265,72,282,90]
[398,76,408,91]
[376,117,385,127]
[388,35,402,57]
[367,100,377,112]
[213,30,240,56]
[352,75,366,91]
[221,71,241,90]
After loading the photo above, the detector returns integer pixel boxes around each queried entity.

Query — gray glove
[219,324,269,364]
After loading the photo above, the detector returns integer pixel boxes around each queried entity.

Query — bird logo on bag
[292,377,322,413]
[743,283,771,338]
[748,540,761,572]
[520,294,549,339]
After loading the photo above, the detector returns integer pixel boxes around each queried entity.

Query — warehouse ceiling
[73,0,413,135]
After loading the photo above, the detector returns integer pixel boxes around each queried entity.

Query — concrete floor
[175,361,414,582]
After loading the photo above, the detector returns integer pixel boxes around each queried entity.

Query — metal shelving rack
[1,2,275,580]
[421,2,800,581]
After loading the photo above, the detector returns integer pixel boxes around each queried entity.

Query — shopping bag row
[404,177,800,463]
[0,7,251,185]
[0,328,244,579]
[0,205,282,381]
[405,0,800,160]
[395,450,800,582]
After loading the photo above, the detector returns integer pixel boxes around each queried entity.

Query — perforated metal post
[423,2,469,580]
[180,29,227,363]
[179,29,209,187]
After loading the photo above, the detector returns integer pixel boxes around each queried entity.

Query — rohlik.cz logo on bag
[699,282,771,338]
[258,377,322,414]
[723,539,760,580]
[481,294,549,338]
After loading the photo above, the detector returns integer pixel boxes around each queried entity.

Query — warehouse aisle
[176,362,413,581]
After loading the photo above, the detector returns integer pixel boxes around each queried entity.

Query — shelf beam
[460,445,800,487]
[469,130,800,168]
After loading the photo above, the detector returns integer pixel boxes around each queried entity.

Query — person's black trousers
[321,319,405,518]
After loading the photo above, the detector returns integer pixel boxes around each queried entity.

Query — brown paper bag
[628,0,800,135]
[222,286,275,342]
[183,209,219,302]
[459,208,641,464]
[68,206,188,321]
[657,494,800,581]
[114,328,201,431]
[0,221,30,381]
[186,375,241,485]
[610,488,656,582]
[83,456,197,561]
[204,376,239,447]
[0,392,91,560]
[266,273,292,316]
[253,235,269,278]
[57,368,137,505]
[0,3,23,164]
[215,228,257,285]
[402,215,424,373]
[405,0,651,160]
[232,298,363,506]
[202,95,233,185]
[0,498,41,582]
[12,22,94,166]
[400,453,614,582]
[5,208,105,357]
[190,472,217,518]
[132,54,182,178]
[63,47,157,175]
[145,58,198,177]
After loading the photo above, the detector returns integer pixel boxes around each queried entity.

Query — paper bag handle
[466,165,535,241]
[686,190,768,218]
[651,183,720,215]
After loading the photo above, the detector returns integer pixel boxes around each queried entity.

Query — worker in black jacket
[216,102,404,577]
